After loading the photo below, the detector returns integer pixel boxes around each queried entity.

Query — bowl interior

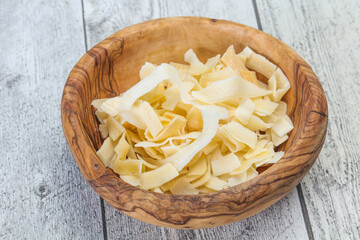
[79,18,297,153]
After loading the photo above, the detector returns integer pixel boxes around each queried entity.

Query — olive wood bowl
[61,17,328,229]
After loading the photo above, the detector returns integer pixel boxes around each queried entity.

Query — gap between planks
[80,0,108,239]
[297,185,314,240]
[253,0,314,239]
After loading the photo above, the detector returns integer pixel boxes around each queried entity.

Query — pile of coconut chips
[92,45,293,194]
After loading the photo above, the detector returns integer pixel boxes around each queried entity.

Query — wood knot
[211,19,217,23]
[5,74,23,89]
[34,184,51,199]
[310,110,327,118]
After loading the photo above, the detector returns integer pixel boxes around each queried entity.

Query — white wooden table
[1,0,359,239]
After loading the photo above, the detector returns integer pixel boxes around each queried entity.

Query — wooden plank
[83,0,258,49]
[83,0,309,238]
[0,1,103,239]
[256,0,360,239]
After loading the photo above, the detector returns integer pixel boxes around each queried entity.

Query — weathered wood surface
[257,0,360,239]
[1,0,358,238]
[84,0,258,49]
[82,0,309,238]
[0,1,104,239]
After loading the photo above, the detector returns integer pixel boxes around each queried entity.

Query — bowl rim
[61,16,328,228]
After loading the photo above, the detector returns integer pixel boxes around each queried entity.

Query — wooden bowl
[61,17,328,229]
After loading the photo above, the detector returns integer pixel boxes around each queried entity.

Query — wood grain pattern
[102,189,308,239]
[61,17,327,229]
[2,0,359,238]
[83,0,309,238]
[0,0,104,239]
[257,0,360,239]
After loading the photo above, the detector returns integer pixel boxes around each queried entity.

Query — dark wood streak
[61,17,328,229]
[310,110,327,118]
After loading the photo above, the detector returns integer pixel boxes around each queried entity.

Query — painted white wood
[84,0,258,49]
[6,0,358,238]
[257,0,360,239]
[0,1,103,239]
[83,0,309,239]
